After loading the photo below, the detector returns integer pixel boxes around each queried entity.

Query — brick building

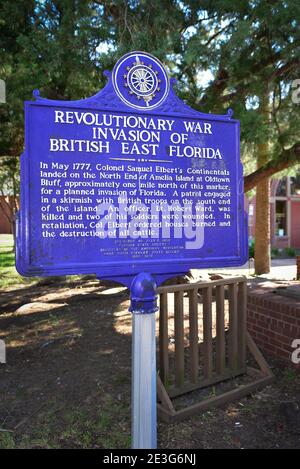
[0,196,16,234]
[248,174,300,250]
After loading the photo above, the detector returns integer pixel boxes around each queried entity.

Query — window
[275,200,287,236]
[276,178,287,197]
[291,175,300,196]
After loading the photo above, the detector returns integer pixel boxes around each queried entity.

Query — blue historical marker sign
[16,51,248,287]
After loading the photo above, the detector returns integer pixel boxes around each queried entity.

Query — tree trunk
[254,95,271,275]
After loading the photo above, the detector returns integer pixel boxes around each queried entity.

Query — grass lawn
[0,234,85,289]
[0,234,37,289]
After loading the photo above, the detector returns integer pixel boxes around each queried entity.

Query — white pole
[129,272,158,449]
[132,312,157,449]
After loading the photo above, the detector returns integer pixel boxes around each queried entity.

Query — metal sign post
[130,273,158,449]
[17,50,248,450]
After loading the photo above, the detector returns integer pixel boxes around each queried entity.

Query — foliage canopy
[0,0,299,188]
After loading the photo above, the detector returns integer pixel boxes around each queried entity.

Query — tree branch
[244,142,300,192]
[204,21,235,46]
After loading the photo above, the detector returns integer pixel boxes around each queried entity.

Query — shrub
[249,239,255,258]
[285,247,296,257]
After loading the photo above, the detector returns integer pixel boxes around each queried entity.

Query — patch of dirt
[0,277,300,449]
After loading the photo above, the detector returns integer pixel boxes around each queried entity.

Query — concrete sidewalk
[0,234,13,246]
[208,258,297,281]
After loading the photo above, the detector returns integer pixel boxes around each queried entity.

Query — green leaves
[0,0,299,186]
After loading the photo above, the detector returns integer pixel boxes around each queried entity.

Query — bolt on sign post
[16,52,248,449]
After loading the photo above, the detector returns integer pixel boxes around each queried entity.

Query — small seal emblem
[112,51,169,110]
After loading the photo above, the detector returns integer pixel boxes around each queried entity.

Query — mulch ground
[0,276,300,449]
